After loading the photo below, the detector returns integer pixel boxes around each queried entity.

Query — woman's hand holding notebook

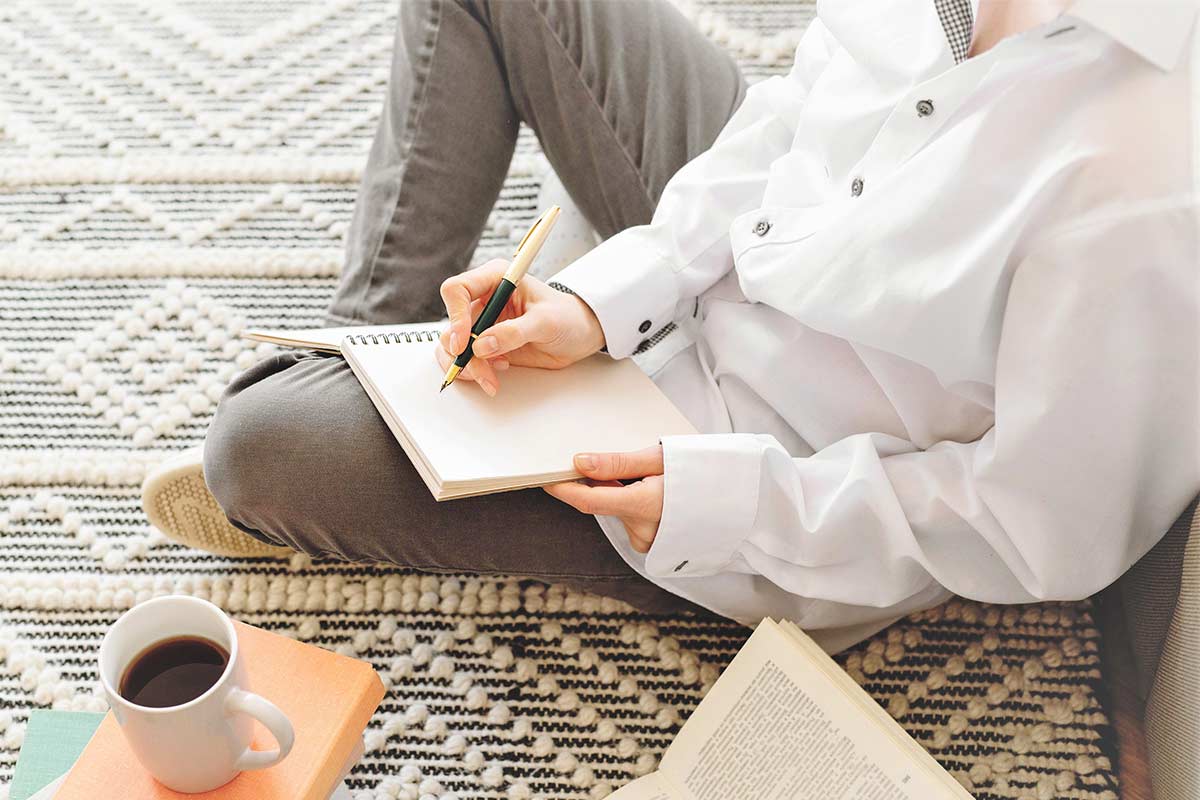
[243,323,696,501]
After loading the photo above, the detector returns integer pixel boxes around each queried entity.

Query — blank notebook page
[342,334,696,498]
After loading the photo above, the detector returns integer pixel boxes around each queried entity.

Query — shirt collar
[1068,0,1200,71]
[818,0,957,83]
[821,0,1199,77]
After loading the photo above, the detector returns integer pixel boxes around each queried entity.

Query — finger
[574,445,664,481]
[472,314,549,359]
[440,298,486,353]
[440,260,509,351]
[464,355,498,397]
[623,519,657,553]
[435,340,503,393]
[435,344,452,371]
[543,480,652,517]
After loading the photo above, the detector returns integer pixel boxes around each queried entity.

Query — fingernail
[480,380,496,397]
[474,335,496,356]
[576,454,595,471]
[449,332,460,352]
[494,358,510,371]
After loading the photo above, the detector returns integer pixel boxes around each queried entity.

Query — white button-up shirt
[555,0,1200,650]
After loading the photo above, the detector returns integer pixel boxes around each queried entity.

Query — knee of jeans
[201,352,365,558]
[203,401,360,562]
[202,368,322,537]
[203,391,268,529]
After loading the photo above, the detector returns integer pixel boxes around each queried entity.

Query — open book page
[774,620,970,796]
[607,773,676,800]
[654,620,972,800]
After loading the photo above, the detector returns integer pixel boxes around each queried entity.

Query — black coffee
[119,636,230,708]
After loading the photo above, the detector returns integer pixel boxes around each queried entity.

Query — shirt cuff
[645,433,767,578]
[551,227,680,359]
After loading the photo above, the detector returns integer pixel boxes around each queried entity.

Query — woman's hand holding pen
[436,258,605,396]
[439,257,665,552]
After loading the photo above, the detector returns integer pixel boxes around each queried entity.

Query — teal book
[9,710,104,800]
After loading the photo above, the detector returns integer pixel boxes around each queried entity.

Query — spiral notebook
[245,324,697,500]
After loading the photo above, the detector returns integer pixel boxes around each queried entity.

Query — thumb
[574,445,664,480]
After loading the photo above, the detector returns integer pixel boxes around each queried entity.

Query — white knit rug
[0,2,1119,799]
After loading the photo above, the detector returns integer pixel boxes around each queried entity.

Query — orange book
[58,621,385,800]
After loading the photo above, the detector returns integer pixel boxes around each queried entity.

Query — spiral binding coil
[345,323,674,354]
[344,329,439,346]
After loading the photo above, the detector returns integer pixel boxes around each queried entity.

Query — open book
[243,325,697,500]
[613,619,974,800]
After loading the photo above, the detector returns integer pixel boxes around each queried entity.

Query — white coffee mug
[99,595,295,793]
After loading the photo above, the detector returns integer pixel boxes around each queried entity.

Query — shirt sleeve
[552,19,839,358]
[648,209,1200,607]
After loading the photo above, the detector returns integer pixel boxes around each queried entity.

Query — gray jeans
[204,0,745,614]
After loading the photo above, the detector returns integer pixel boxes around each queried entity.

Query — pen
[440,205,562,392]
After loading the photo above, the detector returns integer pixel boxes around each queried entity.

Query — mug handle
[225,688,295,770]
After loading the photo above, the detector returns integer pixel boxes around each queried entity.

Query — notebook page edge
[436,471,583,501]
[342,337,446,500]
[243,331,342,354]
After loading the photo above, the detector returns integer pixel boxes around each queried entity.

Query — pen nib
[439,381,449,393]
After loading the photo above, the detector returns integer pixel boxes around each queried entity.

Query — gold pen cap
[503,206,561,283]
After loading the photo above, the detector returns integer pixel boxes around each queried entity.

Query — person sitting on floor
[142,0,1199,650]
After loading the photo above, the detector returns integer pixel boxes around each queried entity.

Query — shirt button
[916,99,935,117]
[638,320,652,334]
[752,219,771,237]
[850,177,864,197]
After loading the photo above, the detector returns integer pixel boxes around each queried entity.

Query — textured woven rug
[0,2,1119,799]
